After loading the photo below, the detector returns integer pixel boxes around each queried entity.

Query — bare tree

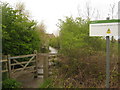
[15,2,30,17]
[95,10,101,20]
[77,2,96,20]
[85,2,95,20]
[36,22,46,37]
[109,3,115,19]
[77,5,82,17]
[86,2,90,19]
[108,3,116,43]
[118,2,120,19]
[15,2,25,14]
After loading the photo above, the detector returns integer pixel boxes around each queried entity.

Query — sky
[2,0,120,36]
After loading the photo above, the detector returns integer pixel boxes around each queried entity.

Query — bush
[2,3,41,56]
[49,37,60,49]
[58,17,105,58]
[2,79,22,88]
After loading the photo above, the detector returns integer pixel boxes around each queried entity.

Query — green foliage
[39,78,53,88]
[58,17,105,58]
[2,3,41,56]
[2,79,22,88]
[47,17,110,88]
[2,72,8,81]
[36,23,50,53]
[49,37,60,49]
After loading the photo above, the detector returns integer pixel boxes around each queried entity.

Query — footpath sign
[90,19,120,36]
[89,19,120,88]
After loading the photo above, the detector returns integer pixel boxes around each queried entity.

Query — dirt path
[15,71,44,88]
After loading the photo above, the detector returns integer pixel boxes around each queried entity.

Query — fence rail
[0,59,7,62]
[0,59,8,73]
[10,61,35,66]
[1,51,58,80]
[8,54,36,59]
[1,50,38,78]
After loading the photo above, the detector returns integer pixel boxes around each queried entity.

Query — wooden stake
[7,55,11,78]
[43,54,48,80]
[34,50,38,78]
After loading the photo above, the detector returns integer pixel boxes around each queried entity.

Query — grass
[39,78,53,88]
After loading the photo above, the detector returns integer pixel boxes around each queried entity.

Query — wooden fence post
[43,54,48,80]
[7,55,11,78]
[34,50,38,78]
[5,55,9,78]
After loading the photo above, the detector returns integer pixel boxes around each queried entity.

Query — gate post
[34,50,38,78]
[7,55,11,78]
[43,54,48,80]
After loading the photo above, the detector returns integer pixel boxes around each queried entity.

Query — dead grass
[50,51,119,88]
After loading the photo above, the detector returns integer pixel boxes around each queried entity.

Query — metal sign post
[106,17,110,88]
[89,19,120,88]
[106,36,110,88]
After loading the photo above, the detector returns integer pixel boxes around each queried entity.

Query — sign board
[89,19,120,36]
[89,19,120,88]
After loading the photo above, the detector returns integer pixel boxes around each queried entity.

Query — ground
[11,53,45,88]
[15,71,43,88]
[10,47,57,88]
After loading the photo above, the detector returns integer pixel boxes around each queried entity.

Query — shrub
[2,79,22,88]
[58,17,105,58]
[49,37,60,49]
[2,3,41,56]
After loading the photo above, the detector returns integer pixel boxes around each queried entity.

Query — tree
[36,22,50,52]
[77,2,97,20]
[15,2,30,17]
[36,22,47,46]
[109,3,115,19]
[109,3,116,42]
[95,10,100,20]
[49,36,60,49]
[2,3,41,55]
[58,17,105,58]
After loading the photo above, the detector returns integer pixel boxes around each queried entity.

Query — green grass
[39,79,53,88]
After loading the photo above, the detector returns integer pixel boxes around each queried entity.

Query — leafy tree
[2,3,41,55]
[49,36,60,49]
[36,22,46,46]
[35,22,49,52]
[58,17,105,58]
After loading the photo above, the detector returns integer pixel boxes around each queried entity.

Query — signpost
[89,19,120,88]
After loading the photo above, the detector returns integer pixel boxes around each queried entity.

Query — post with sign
[106,18,110,88]
[106,30,110,88]
[89,19,120,88]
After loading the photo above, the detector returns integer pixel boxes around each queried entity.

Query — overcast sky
[2,0,120,35]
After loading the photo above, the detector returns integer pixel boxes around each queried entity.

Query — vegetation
[35,22,49,53]
[1,1,119,89]
[2,3,46,56]
[39,78,53,88]
[46,17,119,88]
[1,2,48,88]
[2,79,22,88]
[49,36,60,49]
[58,17,105,58]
